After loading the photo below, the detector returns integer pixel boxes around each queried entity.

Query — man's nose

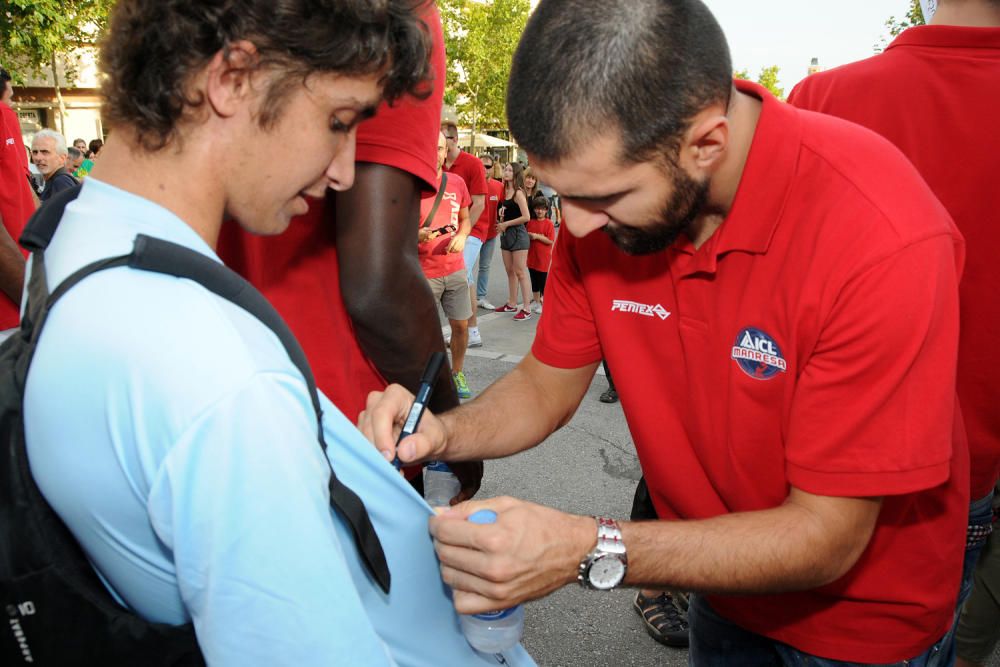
[561,201,610,238]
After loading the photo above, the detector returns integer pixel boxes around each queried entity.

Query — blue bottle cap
[468,509,498,525]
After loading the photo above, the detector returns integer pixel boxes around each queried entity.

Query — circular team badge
[731,327,787,380]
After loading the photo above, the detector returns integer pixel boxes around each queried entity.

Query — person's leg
[956,490,1000,667]
[512,249,532,319]
[528,268,543,312]
[600,359,618,403]
[462,236,483,346]
[687,595,781,667]
[498,248,518,311]
[630,478,689,648]
[441,271,473,398]
[931,489,997,666]
[477,236,497,306]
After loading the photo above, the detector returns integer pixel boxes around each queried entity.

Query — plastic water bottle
[459,510,524,653]
[423,461,461,508]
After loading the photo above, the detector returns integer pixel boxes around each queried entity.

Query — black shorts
[500,224,530,251]
[529,268,547,294]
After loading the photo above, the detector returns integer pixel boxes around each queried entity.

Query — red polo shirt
[0,101,32,329]
[533,81,968,662]
[443,150,487,213]
[216,3,444,472]
[481,178,504,241]
[789,25,1000,501]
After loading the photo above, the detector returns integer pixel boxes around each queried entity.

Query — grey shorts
[427,269,472,321]
[500,224,530,252]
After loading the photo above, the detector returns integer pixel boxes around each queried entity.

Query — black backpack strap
[20,184,84,252]
[126,235,391,594]
[421,172,448,228]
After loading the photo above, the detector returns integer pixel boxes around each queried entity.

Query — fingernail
[380,450,393,461]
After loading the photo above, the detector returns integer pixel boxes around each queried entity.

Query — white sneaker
[468,328,483,347]
[478,299,496,310]
[531,302,543,314]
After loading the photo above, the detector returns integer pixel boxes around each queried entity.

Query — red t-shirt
[532,81,968,662]
[0,102,32,329]
[443,150,487,214]
[789,25,1000,501]
[481,178,504,241]
[418,172,470,279]
[525,217,555,271]
[216,4,444,446]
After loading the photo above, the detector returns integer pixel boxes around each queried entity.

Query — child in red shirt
[526,195,555,314]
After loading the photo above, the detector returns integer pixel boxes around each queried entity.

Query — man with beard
[360,0,969,662]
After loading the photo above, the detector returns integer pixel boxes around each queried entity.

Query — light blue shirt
[24,179,534,666]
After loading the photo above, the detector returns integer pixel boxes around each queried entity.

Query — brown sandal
[633,591,690,648]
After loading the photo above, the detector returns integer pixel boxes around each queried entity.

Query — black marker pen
[392,351,446,470]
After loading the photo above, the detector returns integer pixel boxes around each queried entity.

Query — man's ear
[681,105,729,173]
[204,40,261,119]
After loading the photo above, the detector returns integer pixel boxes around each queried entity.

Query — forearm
[440,354,596,460]
[336,163,459,412]
[619,490,881,594]
[0,220,25,305]
[468,195,484,226]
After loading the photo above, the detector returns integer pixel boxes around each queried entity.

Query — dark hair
[101,0,434,151]
[67,147,83,161]
[88,138,104,156]
[0,67,10,85]
[507,0,732,165]
[530,195,549,217]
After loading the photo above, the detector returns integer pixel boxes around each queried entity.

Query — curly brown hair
[101,0,433,151]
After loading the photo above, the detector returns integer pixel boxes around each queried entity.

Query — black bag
[1,186,389,664]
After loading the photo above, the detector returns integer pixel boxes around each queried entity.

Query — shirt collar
[888,24,1000,51]
[673,80,800,271]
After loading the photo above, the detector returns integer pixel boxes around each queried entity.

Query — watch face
[588,554,625,590]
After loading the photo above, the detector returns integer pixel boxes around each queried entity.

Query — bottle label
[474,607,519,621]
[426,461,452,473]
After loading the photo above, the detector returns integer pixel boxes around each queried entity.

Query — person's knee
[450,319,469,333]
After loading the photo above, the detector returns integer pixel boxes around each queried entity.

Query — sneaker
[633,591,690,648]
[478,299,496,310]
[468,328,483,348]
[513,309,532,322]
[453,371,472,399]
[530,301,543,314]
[599,388,618,403]
[494,303,517,313]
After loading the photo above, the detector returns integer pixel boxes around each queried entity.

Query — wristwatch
[578,517,628,590]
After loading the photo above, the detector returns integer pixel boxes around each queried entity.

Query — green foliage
[876,0,925,51]
[0,0,113,83]
[440,0,530,138]
[734,65,785,100]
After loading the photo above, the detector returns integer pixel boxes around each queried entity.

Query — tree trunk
[51,54,67,136]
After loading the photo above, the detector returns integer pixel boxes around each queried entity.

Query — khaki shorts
[427,269,472,321]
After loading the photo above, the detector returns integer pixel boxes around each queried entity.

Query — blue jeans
[688,595,948,666]
[476,236,498,300]
[462,235,484,284]
[936,490,995,665]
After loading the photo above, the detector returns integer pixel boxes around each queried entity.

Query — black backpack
[1,186,389,664]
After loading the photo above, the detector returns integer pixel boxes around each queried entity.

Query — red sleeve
[461,152,488,196]
[531,231,603,367]
[354,4,444,194]
[786,236,962,496]
[545,220,556,240]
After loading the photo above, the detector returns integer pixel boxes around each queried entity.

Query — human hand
[430,496,596,614]
[496,222,506,234]
[447,234,467,254]
[418,228,437,243]
[358,384,448,465]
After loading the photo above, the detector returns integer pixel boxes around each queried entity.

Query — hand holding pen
[391,351,446,470]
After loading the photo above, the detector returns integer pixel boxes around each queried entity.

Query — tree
[0,0,113,133]
[734,65,785,101]
[876,0,925,51]
[439,0,530,151]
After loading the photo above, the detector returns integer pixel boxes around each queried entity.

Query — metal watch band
[578,517,628,590]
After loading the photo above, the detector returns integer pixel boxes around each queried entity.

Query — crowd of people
[0,0,997,665]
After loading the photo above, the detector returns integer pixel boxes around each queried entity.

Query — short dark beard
[601,161,710,256]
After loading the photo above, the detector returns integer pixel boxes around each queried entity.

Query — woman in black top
[494,162,533,321]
